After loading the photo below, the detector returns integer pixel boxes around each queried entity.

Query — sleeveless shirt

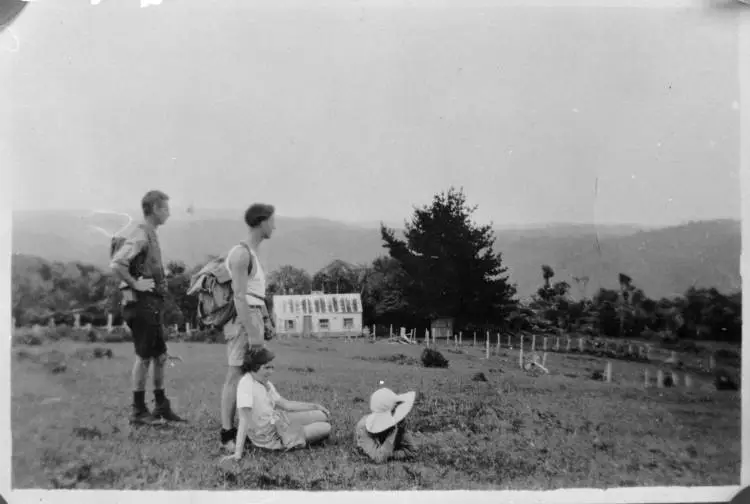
[225,244,266,307]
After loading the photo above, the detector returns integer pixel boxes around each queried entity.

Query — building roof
[273,293,362,315]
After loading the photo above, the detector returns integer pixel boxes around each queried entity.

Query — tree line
[10,188,741,344]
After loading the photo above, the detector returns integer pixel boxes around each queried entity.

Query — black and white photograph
[1,0,746,500]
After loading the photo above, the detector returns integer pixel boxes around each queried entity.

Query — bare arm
[228,246,256,345]
[276,397,329,416]
[232,407,252,459]
[355,420,397,464]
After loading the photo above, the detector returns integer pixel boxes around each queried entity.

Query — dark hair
[142,190,169,216]
[241,345,275,374]
[244,203,275,228]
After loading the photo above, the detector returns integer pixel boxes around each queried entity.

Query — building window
[285,320,295,330]
[343,318,354,329]
[319,319,330,330]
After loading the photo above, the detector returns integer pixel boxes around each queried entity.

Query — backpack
[187,242,266,331]
[110,223,148,275]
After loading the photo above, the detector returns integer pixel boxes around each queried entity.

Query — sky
[0,0,742,228]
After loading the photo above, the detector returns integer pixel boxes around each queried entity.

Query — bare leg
[132,356,150,391]
[221,366,244,430]
[286,410,328,426]
[303,422,331,444]
[152,356,164,390]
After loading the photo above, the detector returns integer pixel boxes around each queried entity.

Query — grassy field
[10,334,741,490]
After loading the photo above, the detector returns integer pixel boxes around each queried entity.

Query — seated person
[355,387,417,463]
[221,346,331,461]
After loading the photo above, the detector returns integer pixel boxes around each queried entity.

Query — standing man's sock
[133,390,146,409]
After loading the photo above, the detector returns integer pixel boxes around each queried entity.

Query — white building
[272,292,363,337]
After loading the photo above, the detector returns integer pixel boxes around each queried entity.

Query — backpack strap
[226,241,256,279]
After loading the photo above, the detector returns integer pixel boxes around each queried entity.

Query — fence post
[496,332,501,355]
[107,313,113,333]
[657,369,664,388]
[531,334,536,352]
[606,361,612,383]
[555,336,560,351]
[519,346,524,369]
[459,331,463,347]
[644,369,650,388]
[74,314,81,329]
[566,337,571,352]
[542,352,548,368]
[507,334,511,349]
[473,332,477,347]
[578,337,584,353]
[685,374,693,389]
[671,371,680,387]
[543,336,548,352]
[708,355,716,371]
[485,337,490,359]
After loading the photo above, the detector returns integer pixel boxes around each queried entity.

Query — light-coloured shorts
[223,307,264,367]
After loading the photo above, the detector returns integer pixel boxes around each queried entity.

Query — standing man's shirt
[224,244,266,307]
[110,222,168,301]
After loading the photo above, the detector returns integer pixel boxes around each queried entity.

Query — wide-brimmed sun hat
[364,388,416,434]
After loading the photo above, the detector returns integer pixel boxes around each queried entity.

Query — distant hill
[10,210,740,300]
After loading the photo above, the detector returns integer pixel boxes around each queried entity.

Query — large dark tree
[379,187,517,329]
[360,256,409,326]
[268,265,313,295]
[312,260,359,294]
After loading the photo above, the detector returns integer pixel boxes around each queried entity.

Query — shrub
[471,372,488,382]
[178,328,223,344]
[12,328,45,346]
[714,348,741,368]
[639,328,659,341]
[714,369,739,391]
[421,348,449,369]
[676,340,702,355]
[100,327,131,343]
[379,353,419,366]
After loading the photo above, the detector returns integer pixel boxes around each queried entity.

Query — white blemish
[667,198,673,203]
[656,142,662,148]
[379,380,384,385]
[631,174,636,180]
[709,140,717,148]
[141,0,163,7]
[572,108,579,113]
[91,0,103,4]
[731,101,739,110]
[2,28,20,53]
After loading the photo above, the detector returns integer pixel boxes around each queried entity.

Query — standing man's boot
[130,391,162,426]
[153,389,187,423]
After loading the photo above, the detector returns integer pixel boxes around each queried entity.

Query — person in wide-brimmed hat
[355,387,418,463]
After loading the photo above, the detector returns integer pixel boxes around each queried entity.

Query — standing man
[111,190,186,426]
[220,203,276,451]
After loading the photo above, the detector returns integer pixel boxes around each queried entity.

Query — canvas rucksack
[187,242,268,331]
[110,223,149,274]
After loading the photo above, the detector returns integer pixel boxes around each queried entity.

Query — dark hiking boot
[129,405,163,426]
[153,397,187,423]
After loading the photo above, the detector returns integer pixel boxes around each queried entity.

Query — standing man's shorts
[224,307,265,366]
[122,295,167,360]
